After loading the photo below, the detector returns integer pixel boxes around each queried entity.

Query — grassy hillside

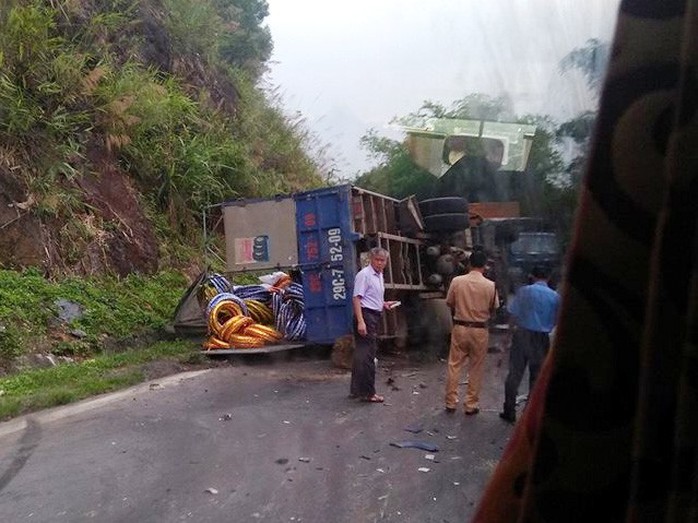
[0,0,334,374]
[0,0,327,276]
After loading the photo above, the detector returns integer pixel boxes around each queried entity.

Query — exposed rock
[70,329,88,339]
[55,299,84,323]
[17,353,59,369]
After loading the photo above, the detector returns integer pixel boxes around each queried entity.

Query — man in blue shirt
[499,265,561,423]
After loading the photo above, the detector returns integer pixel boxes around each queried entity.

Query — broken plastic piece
[404,423,424,434]
[390,441,440,452]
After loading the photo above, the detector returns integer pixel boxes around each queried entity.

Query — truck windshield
[510,233,559,255]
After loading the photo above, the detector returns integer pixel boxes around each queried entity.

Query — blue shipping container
[294,185,360,345]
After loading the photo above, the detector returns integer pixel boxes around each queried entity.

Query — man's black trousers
[350,308,382,398]
[502,328,550,416]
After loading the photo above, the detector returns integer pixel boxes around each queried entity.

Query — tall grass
[163,0,223,61]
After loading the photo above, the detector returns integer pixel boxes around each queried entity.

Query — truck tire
[423,213,470,232]
[419,197,468,217]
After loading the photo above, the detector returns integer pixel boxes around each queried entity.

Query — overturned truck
[175,185,470,356]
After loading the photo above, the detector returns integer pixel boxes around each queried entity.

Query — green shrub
[164,0,222,60]
[0,269,189,367]
[0,324,24,362]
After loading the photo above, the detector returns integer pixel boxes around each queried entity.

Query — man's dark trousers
[350,308,381,397]
[502,328,550,417]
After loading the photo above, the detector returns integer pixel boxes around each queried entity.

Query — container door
[295,186,359,345]
[223,197,298,272]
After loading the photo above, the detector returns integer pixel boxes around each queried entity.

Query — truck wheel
[419,197,468,217]
[423,213,470,232]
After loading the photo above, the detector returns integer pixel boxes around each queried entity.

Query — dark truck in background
[402,116,564,308]
[473,218,563,303]
[473,217,563,296]
[508,231,562,288]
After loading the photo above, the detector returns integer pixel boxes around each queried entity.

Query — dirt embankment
[0,164,159,276]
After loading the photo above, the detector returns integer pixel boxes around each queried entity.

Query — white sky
[264,0,621,176]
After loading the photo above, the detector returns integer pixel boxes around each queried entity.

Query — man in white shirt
[350,247,396,403]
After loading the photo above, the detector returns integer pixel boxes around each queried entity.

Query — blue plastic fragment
[404,423,424,434]
[390,441,439,452]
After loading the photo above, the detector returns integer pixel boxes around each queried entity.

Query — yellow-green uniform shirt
[446,271,499,323]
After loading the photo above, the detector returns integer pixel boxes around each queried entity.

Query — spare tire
[423,213,470,232]
[419,197,468,217]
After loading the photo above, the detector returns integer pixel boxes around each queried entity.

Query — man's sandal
[361,394,384,403]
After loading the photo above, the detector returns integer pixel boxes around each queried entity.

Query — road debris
[404,423,424,434]
[390,441,439,452]
[386,377,400,391]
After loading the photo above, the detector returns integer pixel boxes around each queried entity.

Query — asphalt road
[0,345,518,523]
